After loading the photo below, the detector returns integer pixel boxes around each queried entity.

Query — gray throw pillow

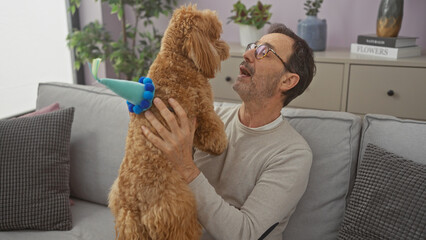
[0,107,75,231]
[338,143,426,240]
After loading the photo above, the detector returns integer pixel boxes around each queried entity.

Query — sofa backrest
[360,114,426,165]
[281,108,362,240]
[37,82,128,206]
[37,82,363,239]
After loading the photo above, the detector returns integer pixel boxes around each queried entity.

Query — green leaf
[229,1,272,28]
[66,0,175,80]
[304,0,323,16]
[118,7,123,20]
[111,4,119,14]
[74,61,81,70]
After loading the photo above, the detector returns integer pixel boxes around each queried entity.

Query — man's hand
[141,97,200,184]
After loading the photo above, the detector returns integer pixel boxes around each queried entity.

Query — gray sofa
[1,82,425,240]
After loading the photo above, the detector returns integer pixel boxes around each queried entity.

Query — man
[141,23,316,239]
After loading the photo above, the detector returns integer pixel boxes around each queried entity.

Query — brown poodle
[108,5,229,240]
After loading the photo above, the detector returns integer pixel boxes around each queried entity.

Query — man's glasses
[246,43,292,72]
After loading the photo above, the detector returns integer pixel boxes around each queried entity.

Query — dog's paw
[211,132,228,155]
[194,128,228,155]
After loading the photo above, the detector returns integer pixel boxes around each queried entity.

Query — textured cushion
[0,198,115,240]
[280,108,362,240]
[359,114,426,166]
[338,143,426,239]
[0,107,75,231]
[37,82,129,205]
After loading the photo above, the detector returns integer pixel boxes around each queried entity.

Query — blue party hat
[88,58,155,114]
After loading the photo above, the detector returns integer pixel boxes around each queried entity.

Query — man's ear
[280,73,300,92]
[184,30,220,78]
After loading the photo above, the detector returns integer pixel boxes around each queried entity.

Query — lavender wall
[79,0,425,83]
[82,0,426,50]
[176,0,426,50]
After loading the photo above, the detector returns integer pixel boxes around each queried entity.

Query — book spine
[351,44,398,58]
[357,36,396,48]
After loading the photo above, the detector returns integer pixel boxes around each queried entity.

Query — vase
[238,24,264,48]
[297,16,327,51]
[377,0,404,37]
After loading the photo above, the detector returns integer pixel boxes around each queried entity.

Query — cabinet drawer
[289,62,344,111]
[210,57,242,103]
[347,65,426,120]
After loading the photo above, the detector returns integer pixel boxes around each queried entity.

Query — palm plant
[67,0,177,81]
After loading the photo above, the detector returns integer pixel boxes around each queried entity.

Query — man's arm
[189,148,312,239]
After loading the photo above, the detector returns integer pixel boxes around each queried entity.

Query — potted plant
[297,0,327,51]
[304,0,323,16]
[228,1,272,47]
[67,0,177,82]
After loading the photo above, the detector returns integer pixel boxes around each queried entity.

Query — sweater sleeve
[189,147,312,240]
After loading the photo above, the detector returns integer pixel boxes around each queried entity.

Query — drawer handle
[225,76,232,82]
[387,90,395,96]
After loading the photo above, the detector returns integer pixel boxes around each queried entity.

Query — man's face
[233,33,294,102]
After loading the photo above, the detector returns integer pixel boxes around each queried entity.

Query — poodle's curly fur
[108,5,229,240]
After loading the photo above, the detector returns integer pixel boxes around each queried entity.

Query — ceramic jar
[297,16,327,51]
[377,0,404,37]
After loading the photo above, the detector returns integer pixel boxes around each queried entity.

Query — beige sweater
[189,105,312,240]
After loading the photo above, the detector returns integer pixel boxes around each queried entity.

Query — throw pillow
[17,102,75,207]
[338,143,426,240]
[0,107,75,231]
[18,102,60,118]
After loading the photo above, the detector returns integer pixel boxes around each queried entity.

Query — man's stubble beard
[233,73,281,103]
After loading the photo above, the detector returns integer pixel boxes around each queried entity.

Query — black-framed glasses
[246,43,292,72]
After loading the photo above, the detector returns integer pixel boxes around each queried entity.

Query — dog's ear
[184,30,220,79]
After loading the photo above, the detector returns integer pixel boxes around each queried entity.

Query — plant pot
[297,16,327,51]
[238,24,264,48]
[377,0,404,37]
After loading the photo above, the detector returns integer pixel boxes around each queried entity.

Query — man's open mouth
[239,65,252,77]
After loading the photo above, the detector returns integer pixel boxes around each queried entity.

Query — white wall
[0,0,74,118]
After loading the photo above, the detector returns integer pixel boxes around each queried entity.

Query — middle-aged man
[141,23,316,239]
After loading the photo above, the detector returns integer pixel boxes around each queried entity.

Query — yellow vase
[376,0,404,37]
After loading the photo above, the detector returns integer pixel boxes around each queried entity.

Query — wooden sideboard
[211,42,426,120]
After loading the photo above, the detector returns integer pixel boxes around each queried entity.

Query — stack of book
[351,34,421,59]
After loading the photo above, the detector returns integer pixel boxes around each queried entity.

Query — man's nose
[243,48,255,63]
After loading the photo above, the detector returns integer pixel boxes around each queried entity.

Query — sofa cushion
[0,107,74,231]
[36,82,129,206]
[281,108,362,240]
[338,143,426,239]
[0,198,115,240]
[359,114,426,166]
